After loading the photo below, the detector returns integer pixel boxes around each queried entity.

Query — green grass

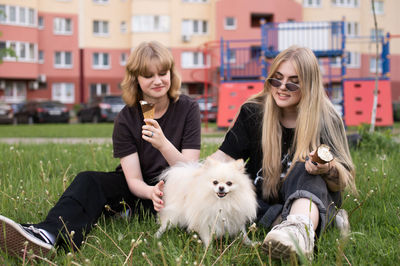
[0,123,226,138]
[0,123,114,138]
[1,131,400,264]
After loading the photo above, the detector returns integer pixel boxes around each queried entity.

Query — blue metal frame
[219,20,392,126]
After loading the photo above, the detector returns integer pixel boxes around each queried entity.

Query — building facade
[298,0,400,102]
[0,0,399,108]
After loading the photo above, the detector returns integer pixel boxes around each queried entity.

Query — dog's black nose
[219,186,224,191]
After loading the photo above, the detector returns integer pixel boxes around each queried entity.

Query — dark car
[0,102,14,124]
[77,95,125,123]
[14,100,70,124]
[196,97,218,122]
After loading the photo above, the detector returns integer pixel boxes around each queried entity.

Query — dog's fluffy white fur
[155,158,258,247]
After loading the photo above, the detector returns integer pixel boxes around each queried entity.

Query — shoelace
[24,225,53,244]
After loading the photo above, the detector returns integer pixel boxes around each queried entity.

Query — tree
[0,10,16,64]
[369,0,380,133]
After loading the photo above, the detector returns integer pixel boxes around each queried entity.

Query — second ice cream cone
[311,144,334,164]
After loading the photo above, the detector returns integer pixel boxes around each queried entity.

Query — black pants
[257,162,341,236]
[36,171,155,248]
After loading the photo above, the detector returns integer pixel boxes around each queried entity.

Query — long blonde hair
[121,41,181,106]
[248,46,356,200]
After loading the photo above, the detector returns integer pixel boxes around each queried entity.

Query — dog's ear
[203,157,219,168]
[233,159,245,172]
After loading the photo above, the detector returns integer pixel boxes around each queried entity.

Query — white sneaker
[0,214,55,259]
[262,215,315,259]
[335,209,350,237]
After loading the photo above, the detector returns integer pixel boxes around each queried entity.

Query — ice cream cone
[311,144,334,164]
[140,100,155,125]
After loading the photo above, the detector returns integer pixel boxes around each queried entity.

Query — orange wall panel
[217,82,263,128]
[344,79,393,126]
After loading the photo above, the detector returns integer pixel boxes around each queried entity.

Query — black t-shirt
[112,94,201,185]
[219,102,294,196]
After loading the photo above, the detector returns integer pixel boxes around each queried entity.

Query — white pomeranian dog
[155,158,258,247]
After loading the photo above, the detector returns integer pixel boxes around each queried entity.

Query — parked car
[196,96,218,122]
[0,102,14,124]
[14,100,70,124]
[77,95,125,123]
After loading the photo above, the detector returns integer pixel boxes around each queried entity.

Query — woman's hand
[305,150,331,176]
[151,180,165,212]
[142,119,168,150]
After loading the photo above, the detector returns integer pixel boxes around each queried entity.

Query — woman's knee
[284,163,328,194]
[72,171,98,186]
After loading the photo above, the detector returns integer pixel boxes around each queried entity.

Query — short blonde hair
[121,41,181,106]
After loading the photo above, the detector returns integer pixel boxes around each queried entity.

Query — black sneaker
[0,214,55,259]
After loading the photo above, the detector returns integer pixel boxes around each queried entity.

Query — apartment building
[298,0,400,102]
[0,0,303,107]
[1,0,399,107]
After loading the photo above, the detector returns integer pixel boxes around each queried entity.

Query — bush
[357,123,399,152]
[393,102,400,122]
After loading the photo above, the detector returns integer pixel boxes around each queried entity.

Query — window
[346,51,360,68]
[28,43,34,61]
[19,7,25,24]
[0,5,5,23]
[303,0,321,7]
[19,43,26,59]
[120,53,127,66]
[251,13,273,27]
[9,6,16,23]
[181,19,208,36]
[120,21,127,33]
[372,0,384,14]
[28,8,35,25]
[54,51,72,68]
[38,16,44,29]
[345,22,358,37]
[370,57,382,73]
[1,41,36,62]
[4,81,26,103]
[53,17,72,35]
[370,28,384,42]
[132,15,170,32]
[181,51,209,68]
[93,0,109,3]
[52,83,74,103]
[331,0,358,7]
[38,50,44,63]
[90,83,109,98]
[92,52,110,69]
[0,5,36,26]
[93,20,109,36]
[224,17,236,30]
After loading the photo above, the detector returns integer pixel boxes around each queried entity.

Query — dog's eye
[213,180,218,185]
[226,181,232,186]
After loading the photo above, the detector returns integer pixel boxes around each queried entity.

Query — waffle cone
[140,101,155,125]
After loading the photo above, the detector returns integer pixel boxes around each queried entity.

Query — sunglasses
[267,78,300,92]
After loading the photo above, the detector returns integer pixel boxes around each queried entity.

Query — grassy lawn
[0,122,399,139]
[0,127,400,264]
[0,122,227,138]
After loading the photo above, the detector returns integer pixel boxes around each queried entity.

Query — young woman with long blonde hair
[211,46,356,259]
